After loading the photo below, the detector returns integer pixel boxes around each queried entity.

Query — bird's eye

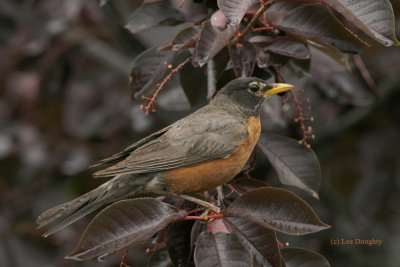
[249,84,259,92]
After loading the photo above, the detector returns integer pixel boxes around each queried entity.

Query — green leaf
[66,198,187,261]
[321,0,399,46]
[257,134,321,198]
[225,187,330,235]
[281,247,330,267]
[224,217,282,267]
[194,231,253,267]
[125,3,186,34]
[266,2,368,53]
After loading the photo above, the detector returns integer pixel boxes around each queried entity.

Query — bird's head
[215,77,294,116]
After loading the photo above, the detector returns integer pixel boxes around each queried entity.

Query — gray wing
[91,125,173,169]
[93,108,248,177]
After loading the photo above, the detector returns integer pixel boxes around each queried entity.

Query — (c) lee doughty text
[330,238,382,246]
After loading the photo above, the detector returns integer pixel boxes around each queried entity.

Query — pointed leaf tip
[66,198,187,261]
[258,134,321,198]
[226,187,330,235]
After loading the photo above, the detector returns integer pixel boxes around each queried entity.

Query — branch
[227,0,276,46]
[269,62,314,147]
[140,56,192,115]
[289,90,315,148]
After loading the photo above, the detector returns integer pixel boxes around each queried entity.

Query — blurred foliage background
[0,0,399,266]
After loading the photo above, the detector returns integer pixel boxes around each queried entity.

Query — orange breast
[164,116,261,194]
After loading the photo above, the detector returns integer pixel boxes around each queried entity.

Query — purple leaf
[194,231,252,267]
[130,48,175,98]
[193,20,238,67]
[266,37,310,60]
[179,56,208,107]
[282,247,330,267]
[225,187,330,235]
[171,26,201,50]
[224,217,281,267]
[266,2,368,54]
[229,42,257,77]
[217,0,258,26]
[125,3,186,34]
[307,40,350,69]
[66,198,187,261]
[257,134,321,198]
[166,220,194,267]
[321,0,399,46]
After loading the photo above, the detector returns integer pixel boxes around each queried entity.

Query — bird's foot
[174,194,221,213]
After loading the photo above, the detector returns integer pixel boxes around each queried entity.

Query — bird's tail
[37,174,154,237]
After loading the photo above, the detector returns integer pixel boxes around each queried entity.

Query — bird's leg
[174,194,221,213]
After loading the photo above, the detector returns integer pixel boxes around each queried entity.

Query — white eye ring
[249,84,259,92]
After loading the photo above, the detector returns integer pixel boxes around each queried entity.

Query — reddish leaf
[225,187,330,235]
[224,217,281,267]
[217,0,257,26]
[266,37,310,60]
[194,231,252,267]
[229,42,257,77]
[281,247,330,267]
[257,134,321,198]
[66,198,187,261]
[166,220,194,267]
[125,3,186,34]
[321,0,399,46]
[130,48,175,98]
[266,2,368,54]
[193,20,238,67]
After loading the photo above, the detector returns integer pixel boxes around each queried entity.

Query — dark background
[1,0,399,266]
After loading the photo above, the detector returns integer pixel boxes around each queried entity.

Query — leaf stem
[227,0,276,46]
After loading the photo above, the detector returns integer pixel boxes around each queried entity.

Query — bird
[37,77,293,237]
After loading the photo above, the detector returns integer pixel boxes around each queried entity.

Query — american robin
[37,77,293,236]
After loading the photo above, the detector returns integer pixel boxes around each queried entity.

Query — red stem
[141,56,192,115]
[252,26,274,32]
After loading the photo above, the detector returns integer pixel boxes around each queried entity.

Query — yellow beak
[263,83,294,96]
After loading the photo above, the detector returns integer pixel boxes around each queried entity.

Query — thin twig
[270,62,314,147]
[141,56,192,115]
[290,90,314,148]
[224,183,243,197]
[252,26,274,32]
[178,0,187,8]
[227,0,276,46]
[120,249,130,267]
